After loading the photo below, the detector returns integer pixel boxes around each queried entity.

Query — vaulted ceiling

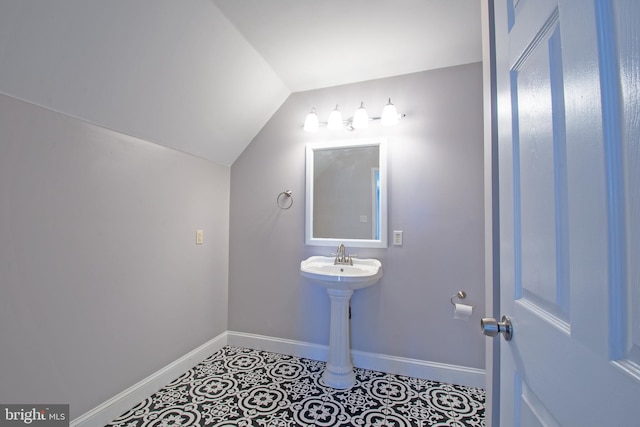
[0,1,482,166]
[213,0,483,93]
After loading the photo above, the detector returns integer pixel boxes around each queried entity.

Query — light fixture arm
[310,115,406,131]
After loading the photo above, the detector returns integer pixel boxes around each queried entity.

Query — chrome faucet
[333,244,353,265]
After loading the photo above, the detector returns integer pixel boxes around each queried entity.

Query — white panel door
[493,0,640,425]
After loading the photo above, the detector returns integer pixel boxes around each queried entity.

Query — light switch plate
[393,230,403,246]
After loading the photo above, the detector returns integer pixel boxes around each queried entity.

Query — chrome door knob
[481,316,513,341]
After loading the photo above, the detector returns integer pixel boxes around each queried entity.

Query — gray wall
[229,63,486,369]
[0,59,484,418]
[0,94,230,418]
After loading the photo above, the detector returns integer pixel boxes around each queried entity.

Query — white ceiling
[213,0,483,93]
[0,1,483,166]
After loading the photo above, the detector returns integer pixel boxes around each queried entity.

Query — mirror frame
[305,138,388,248]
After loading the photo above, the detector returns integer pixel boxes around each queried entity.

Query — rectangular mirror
[305,138,387,248]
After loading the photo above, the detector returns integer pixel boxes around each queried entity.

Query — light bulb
[327,105,343,130]
[352,102,369,129]
[303,108,319,132]
[381,98,399,126]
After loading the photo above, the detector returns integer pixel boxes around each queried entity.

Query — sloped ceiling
[213,0,483,92]
[0,1,481,166]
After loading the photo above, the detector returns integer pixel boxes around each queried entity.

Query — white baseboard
[70,332,228,427]
[227,331,485,389]
[73,331,485,426]
[227,330,329,361]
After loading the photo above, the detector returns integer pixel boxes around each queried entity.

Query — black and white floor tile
[106,346,485,426]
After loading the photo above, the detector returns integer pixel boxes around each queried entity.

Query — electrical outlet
[196,229,204,245]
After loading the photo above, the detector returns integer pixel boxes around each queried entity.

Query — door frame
[481,1,500,425]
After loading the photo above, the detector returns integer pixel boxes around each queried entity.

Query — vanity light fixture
[303,107,319,132]
[352,102,369,129]
[381,98,399,126]
[303,99,404,132]
[327,105,343,130]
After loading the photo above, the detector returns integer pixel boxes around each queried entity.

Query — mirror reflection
[305,139,387,248]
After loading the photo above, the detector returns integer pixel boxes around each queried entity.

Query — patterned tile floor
[106,346,485,426]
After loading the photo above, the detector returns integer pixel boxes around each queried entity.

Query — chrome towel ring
[277,190,293,210]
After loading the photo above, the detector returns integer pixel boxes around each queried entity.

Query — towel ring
[277,190,293,210]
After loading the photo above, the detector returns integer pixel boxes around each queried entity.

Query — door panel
[613,0,640,379]
[494,0,640,425]
[511,7,570,324]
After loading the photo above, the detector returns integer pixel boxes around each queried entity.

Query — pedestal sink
[300,255,383,389]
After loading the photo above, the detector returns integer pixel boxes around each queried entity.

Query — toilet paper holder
[450,291,475,307]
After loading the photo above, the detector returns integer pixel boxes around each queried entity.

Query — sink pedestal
[300,255,383,389]
[323,288,356,389]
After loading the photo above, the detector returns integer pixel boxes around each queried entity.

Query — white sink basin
[300,256,383,290]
